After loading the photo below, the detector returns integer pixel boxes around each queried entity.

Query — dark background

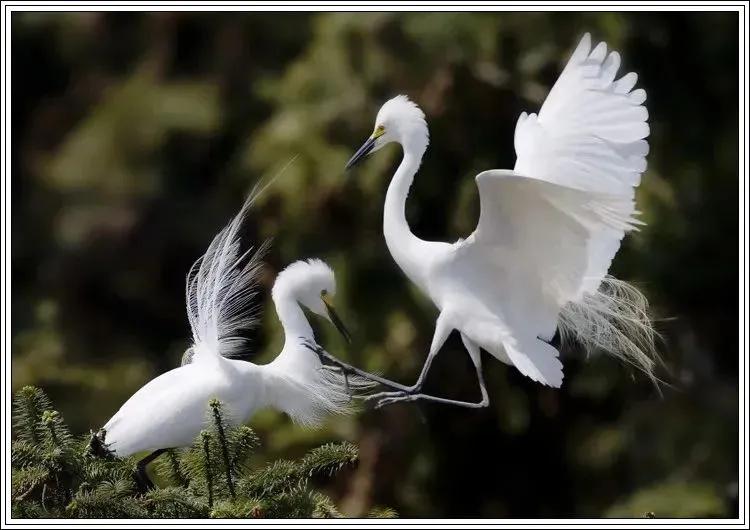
[11,11,739,517]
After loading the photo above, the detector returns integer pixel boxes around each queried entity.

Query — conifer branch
[200,430,214,508]
[209,398,235,498]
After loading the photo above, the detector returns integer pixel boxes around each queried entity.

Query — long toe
[374,393,418,409]
[364,385,420,402]
[364,390,404,402]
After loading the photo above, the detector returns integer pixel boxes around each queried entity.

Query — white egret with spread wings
[314,33,658,408]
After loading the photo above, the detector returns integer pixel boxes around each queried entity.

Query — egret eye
[321,289,328,297]
[373,125,386,138]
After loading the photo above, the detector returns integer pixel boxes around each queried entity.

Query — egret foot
[371,390,490,410]
[364,388,419,403]
[372,391,420,409]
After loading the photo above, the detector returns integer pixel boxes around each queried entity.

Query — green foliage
[68,479,148,519]
[311,491,344,518]
[12,386,52,445]
[367,506,399,518]
[606,481,727,518]
[239,458,301,498]
[11,387,395,519]
[10,386,82,514]
[144,487,209,518]
[154,449,189,488]
[209,398,236,498]
[301,441,359,477]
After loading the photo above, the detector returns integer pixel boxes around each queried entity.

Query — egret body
[338,33,657,408]
[94,190,363,484]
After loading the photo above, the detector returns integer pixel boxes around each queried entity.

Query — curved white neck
[274,295,313,344]
[383,144,429,287]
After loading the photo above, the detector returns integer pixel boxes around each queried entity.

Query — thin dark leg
[135,448,166,492]
[374,336,491,410]
[363,347,440,402]
[363,313,452,402]
[303,338,490,409]
[373,362,490,409]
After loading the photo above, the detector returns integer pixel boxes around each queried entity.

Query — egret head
[346,95,429,170]
[272,259,351,342]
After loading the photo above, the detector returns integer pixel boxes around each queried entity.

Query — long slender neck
[274,295,313,344]
[383,144,429,285]
[228,291,314,424]
[263,290,325,423]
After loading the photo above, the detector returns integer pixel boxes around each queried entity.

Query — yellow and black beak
[345,127,385,170]
[321,293,352,343]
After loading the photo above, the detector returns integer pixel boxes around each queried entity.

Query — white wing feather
[184,185,271,363]
[513,32,649,298]
[469,171,639,386]
[451,34,653,385]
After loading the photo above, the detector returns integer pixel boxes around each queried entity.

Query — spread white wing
[451,33,649,385]
[513,32,649,298]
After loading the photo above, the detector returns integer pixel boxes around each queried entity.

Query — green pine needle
[301,441,359,477]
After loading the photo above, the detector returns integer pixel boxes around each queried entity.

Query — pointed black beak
[345,136,375,170]
[322,298,352,343]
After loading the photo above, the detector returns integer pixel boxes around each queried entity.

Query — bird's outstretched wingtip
[570,32,593,62]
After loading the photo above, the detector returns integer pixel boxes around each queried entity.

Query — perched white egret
[91,187,367,485]
[328,33,658,408]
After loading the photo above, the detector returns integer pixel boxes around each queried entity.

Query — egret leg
[460,334,490,406]
[364,312,453,402]
[302,315,486,410]
[135,448,166,491]
[374,334,490,409]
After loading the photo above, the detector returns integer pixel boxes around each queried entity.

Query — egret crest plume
[183,164,292,364]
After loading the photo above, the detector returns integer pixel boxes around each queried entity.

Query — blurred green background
[11,11,738,518]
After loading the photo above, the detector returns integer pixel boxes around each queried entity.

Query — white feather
[507,33,657,381]
[184,184,271,363]
[559,276,660,385]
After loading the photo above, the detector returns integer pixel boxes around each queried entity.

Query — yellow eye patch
[372,125,386,139]
[321,291,334,307]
